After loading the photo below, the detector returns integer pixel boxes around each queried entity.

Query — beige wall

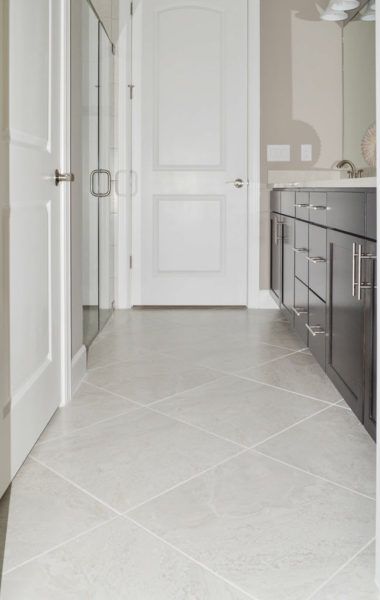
[260,0,343,288]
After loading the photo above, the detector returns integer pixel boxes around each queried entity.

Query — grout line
[34,404,143,447]
[231,373,340,406]
[3,516,120,576]
[147,404,249,450]
[232,348,306,375]
[30,456,123,515]
[81,381,145,407]
[249,404,335,450]
[251,449,376,502]
[123,513,260,600]
[304,537,376,600]
[143,374,228,408]
[124,448,249,515]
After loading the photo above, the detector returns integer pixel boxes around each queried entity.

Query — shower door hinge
[129,255,133,269]
[128,84,135,100]
[130,1,134,16]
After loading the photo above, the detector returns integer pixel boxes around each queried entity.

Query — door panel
[282,216,294,317]
[363,240,376,441]
[133,0,248,305]
[7,0,64,479]
[326,230,365,418]
[270,213,282,305]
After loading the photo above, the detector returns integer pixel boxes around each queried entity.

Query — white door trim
[60,0,72,406]
[117,0,272,309]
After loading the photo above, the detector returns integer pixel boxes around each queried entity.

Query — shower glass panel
[98,26,114,331]
[71,0,115,349]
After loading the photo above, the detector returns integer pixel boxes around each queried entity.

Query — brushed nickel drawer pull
[352,243,358,297]
[294,203,309,208]
[292,306,308,317]
[292,247,308,254]
[305,324,325,337]
[306,256,326,264]
[310,205,327,211]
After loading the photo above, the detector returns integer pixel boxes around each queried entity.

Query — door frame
[60,0,72,406]
[117,0,273,309]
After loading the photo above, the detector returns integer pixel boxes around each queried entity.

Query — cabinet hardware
[272,215,278,246]
[292,306,308,317]
[352,243,358,297]
[294,203,309,208]
[306,256,326,264]
[310,205,328,211]
[305,324,325,337]
[292,247,308,254]
[357,244,377,300]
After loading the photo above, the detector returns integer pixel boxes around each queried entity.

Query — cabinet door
[270,213,282,305]
[282,216,294,317]
[363,240,376,441]
[326,230,365,419]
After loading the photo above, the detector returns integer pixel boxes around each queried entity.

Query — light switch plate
[267,145,291,162]
[301,144,312,162]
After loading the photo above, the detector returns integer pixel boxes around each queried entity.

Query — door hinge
[130,1,134,16]
[129,255,133,269]
[128,84,135,100]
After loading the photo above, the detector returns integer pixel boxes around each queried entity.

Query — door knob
[55,169,75,186]
[225,178,246,189]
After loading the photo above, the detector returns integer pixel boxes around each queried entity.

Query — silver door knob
[55,169,75,186]
[226,178,245,189]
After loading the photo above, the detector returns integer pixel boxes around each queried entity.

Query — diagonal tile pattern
[0,309,376,599]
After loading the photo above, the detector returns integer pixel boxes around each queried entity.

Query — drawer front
[308,290,326,370]
[327,192,366,237]
[295,192,309,221]
[270,190,281,213]
[294,221,309,285]
[309,192,327,226]
[308,225,327,300]
[281,191,295,217]
[293,278,308,346]
[366,191,376,240]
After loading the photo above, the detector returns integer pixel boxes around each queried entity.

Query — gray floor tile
[240,352,342,403]
[130,452,375,600]
[310,541,379,600]
[85,355,221,404]
[156,376,326,447]
[256,406,376,498]
[37,383,137,444]
[1,518,252,600]
[0,459,114,573]
[31,410,240,513]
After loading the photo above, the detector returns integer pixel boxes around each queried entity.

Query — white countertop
[272,177,377,189]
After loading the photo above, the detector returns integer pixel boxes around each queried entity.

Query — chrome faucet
[336,160,363,179]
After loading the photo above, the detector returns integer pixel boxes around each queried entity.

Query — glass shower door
[98,26,115,331]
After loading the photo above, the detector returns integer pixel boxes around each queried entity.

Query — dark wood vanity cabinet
[270,188,377,441]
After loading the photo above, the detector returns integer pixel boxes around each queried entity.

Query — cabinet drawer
[281,191,295,217]
[309,192,327,226]
[308,225,327,300]
[295,192,309,221]
[293,278,308,346]
[308,290,326,370]
[327,192,366,237]
[294,221,309,285]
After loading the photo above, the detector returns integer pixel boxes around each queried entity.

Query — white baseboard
[249,290,278,309]
[71,345,87,395]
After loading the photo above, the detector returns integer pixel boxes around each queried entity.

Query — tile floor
[0,308,377,599]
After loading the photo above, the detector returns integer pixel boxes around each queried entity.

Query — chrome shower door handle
[90,169,112,198]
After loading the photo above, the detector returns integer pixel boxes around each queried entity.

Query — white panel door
[132,0,248,305]
[4,0,66,485]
